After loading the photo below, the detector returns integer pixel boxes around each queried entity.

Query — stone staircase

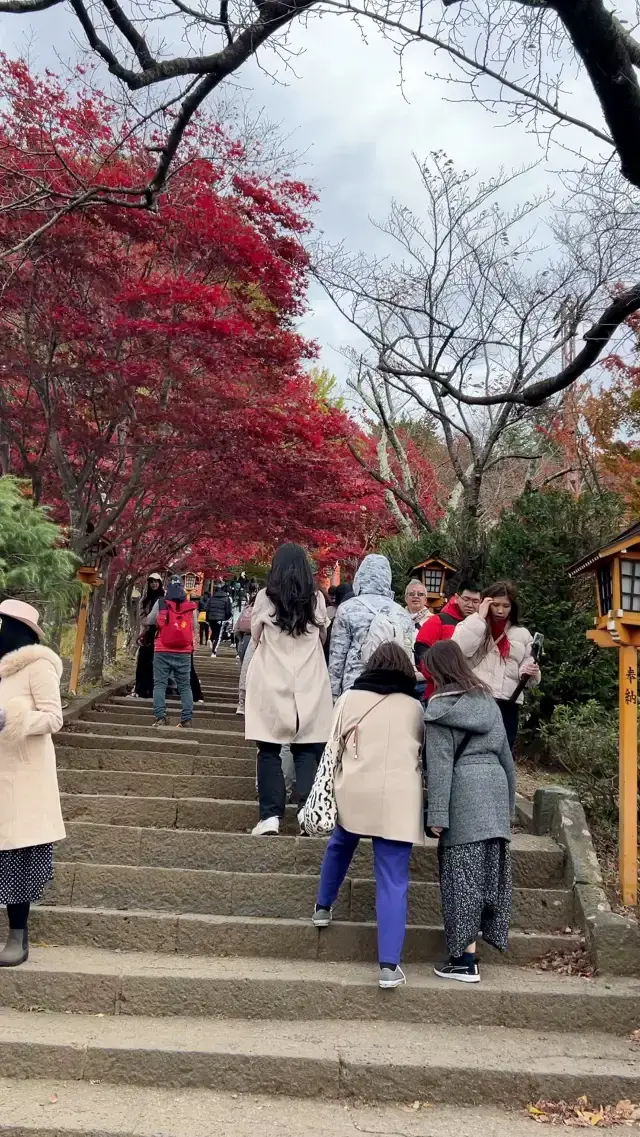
[0,648,639,1135]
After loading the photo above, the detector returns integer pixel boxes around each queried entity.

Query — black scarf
[352,667,419,699]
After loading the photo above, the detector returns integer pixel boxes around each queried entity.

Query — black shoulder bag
[423,728,474,840]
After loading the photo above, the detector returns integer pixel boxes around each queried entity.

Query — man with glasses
[405,581,432,631]
[414,580,482,701]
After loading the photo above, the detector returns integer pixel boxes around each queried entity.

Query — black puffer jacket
[206,589,232,623]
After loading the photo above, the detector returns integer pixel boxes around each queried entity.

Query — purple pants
[316,824,412,966]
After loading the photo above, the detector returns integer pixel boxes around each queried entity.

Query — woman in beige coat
[313,642,424,989]
[245,543,333,836]
[0,599,65,967]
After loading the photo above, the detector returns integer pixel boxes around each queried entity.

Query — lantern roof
[411,556,457,574]
[568,520,640,579]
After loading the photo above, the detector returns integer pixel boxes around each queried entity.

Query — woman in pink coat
[0,599,65,967]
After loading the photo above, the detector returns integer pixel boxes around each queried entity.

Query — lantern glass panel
[425,568,444,593]
[597,564,613,615]
[621,559,640,612]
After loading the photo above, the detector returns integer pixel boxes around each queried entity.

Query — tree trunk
[44,601,64,654]
[125,582,140,653]
[105,577,129,668]
[83,584,106,683]
[82,553,112,684]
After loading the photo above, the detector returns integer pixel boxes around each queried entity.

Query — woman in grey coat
[424,640,516,984]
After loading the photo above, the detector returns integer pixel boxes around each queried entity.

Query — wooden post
[69,591,89,696]
[618,643,638,906]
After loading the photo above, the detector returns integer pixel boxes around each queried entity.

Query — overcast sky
[0,4,614,385]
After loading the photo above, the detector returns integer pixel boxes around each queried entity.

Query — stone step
[60,792,280,832]
[110,697,237,711]
[0,1081,580,1137]
[56,747,255,777]
[58,731,254,759]
[58,769,257,801]
[0,948,636,1031]
[57,823,565,888]
[45,861,574,930]
[85,709,243,728]
[0,1009,637,1105]
[15,905,580,962]
[63,720,251,749]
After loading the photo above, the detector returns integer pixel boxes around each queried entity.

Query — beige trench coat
[333,688,425,844]
[0,644,65,851]
[245,589,333,745]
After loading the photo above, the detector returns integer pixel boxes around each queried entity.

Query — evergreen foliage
[0,477,78,607]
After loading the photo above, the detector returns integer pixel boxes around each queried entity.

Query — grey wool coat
[328,554,414,698]
[424,691,516,848]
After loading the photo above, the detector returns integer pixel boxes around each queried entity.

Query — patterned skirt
[0,844,54,905]
[438,838,512,958]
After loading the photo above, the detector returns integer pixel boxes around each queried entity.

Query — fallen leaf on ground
[533,942,595,978]
[526,1097,640,1126]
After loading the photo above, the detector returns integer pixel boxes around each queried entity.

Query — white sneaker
[251,816,280,836]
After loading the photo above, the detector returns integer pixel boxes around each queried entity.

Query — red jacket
[415,597,464,699]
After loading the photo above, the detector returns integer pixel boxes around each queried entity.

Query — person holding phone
[452,581,540,752]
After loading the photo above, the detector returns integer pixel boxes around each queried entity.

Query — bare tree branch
[382,281,640,407]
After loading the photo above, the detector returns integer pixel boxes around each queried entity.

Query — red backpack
[156,599,196,652]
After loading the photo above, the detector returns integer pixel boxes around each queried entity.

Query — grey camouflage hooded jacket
[328,554,414,698]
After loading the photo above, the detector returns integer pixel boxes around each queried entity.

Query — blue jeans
[316,825,412,965]
[153,652,193,722]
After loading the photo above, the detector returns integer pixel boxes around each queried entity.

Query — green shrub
[540,701,620,835]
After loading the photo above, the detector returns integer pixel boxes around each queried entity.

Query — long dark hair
[0,614,40,660]
[482,580,519,653]
[266,543,318,636]
[426,640,490,695]
[334,582,354,607]
[482,580,519,624]
[141,577,164,615]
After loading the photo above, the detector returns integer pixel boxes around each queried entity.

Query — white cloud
[0,4,614,383]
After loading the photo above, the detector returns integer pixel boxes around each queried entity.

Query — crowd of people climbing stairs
[0,543,540,990]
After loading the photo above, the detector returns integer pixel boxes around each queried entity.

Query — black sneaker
[153,718,168,728]
[434,956,480,983]
[177,720,192,729]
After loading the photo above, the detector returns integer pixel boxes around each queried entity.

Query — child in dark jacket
[424,640,516,983]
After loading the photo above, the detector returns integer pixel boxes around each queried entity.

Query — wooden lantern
[410,557,457,612]
[569,520,640,905]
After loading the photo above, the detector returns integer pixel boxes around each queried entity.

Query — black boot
[0,926,28,967]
